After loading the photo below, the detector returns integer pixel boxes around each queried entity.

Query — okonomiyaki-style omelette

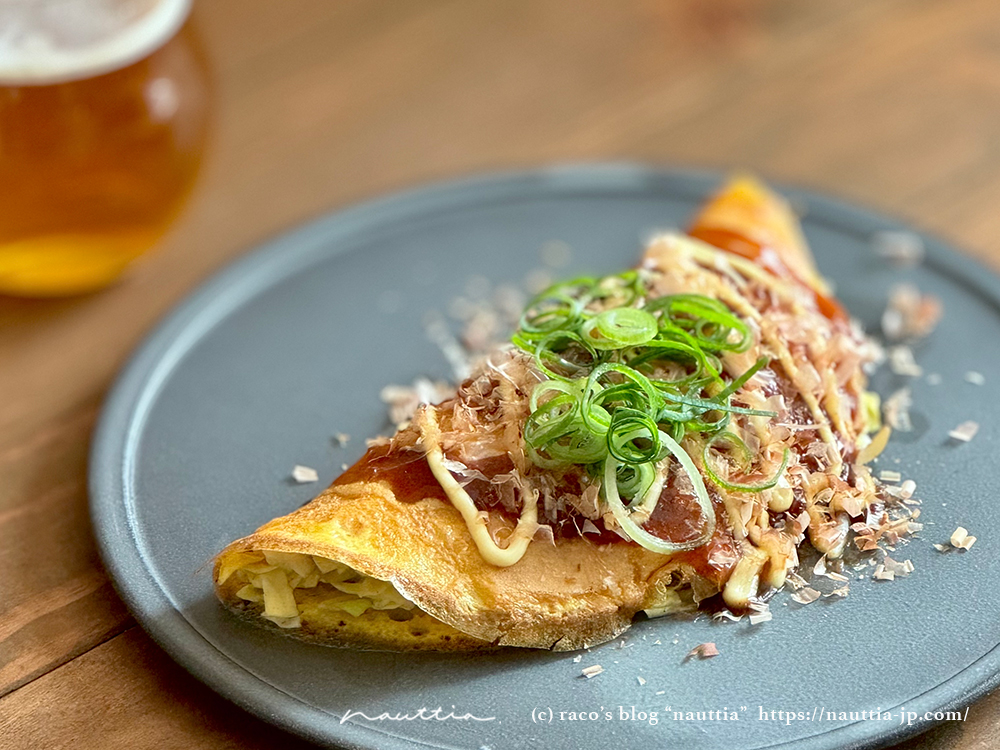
[214,176,903,652]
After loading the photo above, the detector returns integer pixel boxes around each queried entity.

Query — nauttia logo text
[341,706,496,724]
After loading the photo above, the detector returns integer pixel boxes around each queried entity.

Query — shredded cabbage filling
[218,550,414,629]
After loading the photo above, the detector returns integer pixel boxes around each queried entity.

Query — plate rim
[89,162,1000,750]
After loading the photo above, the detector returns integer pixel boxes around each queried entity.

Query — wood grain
[0,402,132,697]
[0,628,316,750]
[3,0,1000,747]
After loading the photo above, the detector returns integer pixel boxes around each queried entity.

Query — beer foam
[0,0,191,85]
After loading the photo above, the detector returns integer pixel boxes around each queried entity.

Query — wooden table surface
[3,1,1000,747]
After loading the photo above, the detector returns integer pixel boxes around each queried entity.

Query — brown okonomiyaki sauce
[333,442,443,501]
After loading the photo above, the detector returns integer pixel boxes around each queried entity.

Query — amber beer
[0,0,209,296]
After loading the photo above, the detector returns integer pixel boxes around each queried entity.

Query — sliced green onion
[585,363,663,415]
[715,356,770,400]
[614,461,656,503]
[658,390,777,418]
[683,410,732,436]
[529,379,581,412]
[646,294,752,353]
[527,330,599,381]
[522,393,578,447]
[589,270,645,306]
[580,308,658,350]
[603,430,716,554]
[607,408,662,464]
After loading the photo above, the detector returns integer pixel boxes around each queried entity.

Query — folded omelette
[214,177,887,651]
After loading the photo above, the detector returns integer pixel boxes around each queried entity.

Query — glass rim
[0,0,192,86]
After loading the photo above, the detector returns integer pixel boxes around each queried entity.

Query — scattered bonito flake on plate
[883,387,913,432]
[950,526,977,550]
[873,230,925,266]
[826,585,850,598]
[880,470,902,483]
[873,564,894,581]
[749,610,773,625]
[712,610,742,622]
[686,643,719,660]
[572,654,582,663]
[637,676,647,686]
[581,665,604,679]
[785,572,808,590]
[889,346,923,377]
[965,371,986,386]
[882,479,917,502]
[291,465,319,483]
[948,421,980,443]
[882,556,915,577]
[881,284,942,341]
[791,587,821,605]
[333,433,350,447]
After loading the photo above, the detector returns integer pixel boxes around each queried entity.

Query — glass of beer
[0,0,210,296]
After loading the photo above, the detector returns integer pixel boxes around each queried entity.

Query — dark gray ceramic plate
[90,165,1000,750]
